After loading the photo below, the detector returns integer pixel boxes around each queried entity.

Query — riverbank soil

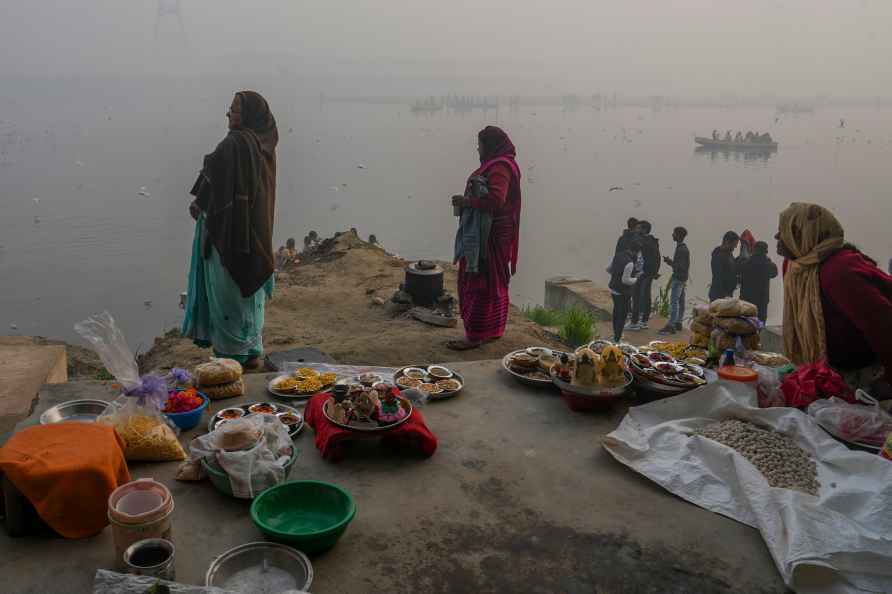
[136,232,566,373]
[3,363,787,593]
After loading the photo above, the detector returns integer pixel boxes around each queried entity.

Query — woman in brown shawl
[776,202,892,395]
[182,91,278,369]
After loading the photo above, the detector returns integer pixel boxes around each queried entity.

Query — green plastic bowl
[201,446,298,498]
[250,481,356,554]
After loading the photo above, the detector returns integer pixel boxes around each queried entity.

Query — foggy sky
[2,0,890,97]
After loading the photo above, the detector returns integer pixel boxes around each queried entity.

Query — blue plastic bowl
[163,391,209,430]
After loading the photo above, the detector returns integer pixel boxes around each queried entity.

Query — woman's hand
[451,195,469,208]
[189,200,201,220]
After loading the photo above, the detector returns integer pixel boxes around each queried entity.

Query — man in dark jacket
[739,241,778,322]
[659,227,690,334]
[629,220,660,330]
[709,231,740,301]
[614,217,639,256]
[608,237,642,342]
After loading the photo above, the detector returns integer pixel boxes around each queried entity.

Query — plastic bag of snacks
[808,391,892,447]
[754,364,785,408]
[75,312,186,462]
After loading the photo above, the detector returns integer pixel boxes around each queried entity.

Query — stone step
[0,337,68,442]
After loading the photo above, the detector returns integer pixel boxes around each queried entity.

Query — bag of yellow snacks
[76,312,186,462]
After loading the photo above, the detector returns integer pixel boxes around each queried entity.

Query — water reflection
[694,146,776,164]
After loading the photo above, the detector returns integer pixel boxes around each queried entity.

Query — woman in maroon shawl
[449,126,522,350]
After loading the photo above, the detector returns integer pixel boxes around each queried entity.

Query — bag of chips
[75,312,186,462]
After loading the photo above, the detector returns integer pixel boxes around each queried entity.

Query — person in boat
[724,130,732,141]
[777,203,892,396]
[745,131,754,142]
[449,126,522,350]
[712,129,719,140]
[734,131,743,143]
[183,91,278,370]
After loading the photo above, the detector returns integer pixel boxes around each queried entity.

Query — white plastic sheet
[93,569,235,593]
[603,382,892,594]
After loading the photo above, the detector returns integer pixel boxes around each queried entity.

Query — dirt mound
[135,231,564,373]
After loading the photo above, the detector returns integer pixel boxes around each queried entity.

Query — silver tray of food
[550,369,634,398]
[628,349,708,395]
[322,393,413,432]
[208,401,304,438]
[393,365,464,399]
[40,399,113,425]
[206,541,313,592]
[267,367,338,400]
[502,348,560,387]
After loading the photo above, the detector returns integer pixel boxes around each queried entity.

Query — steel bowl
[40,399,112,425]
[205,542,313,592]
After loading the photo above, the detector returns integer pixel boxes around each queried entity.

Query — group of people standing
[608,218,678,341]
[608,217,780,344]
[708,231,779,321]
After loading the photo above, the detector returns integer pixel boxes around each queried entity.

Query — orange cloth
[0,423,131,538]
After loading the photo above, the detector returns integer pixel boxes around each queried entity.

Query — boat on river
[694,137,778,151]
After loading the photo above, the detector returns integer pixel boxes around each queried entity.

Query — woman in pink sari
[449,126,522,350]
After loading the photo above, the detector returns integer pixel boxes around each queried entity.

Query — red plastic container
[559,390,620,412]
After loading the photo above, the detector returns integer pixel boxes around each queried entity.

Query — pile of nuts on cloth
[694,419,820,496]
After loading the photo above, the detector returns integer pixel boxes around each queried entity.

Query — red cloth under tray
[304,392,438,462]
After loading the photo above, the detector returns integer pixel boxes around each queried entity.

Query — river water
[2,77,891,350]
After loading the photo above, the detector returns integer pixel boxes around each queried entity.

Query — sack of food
[712,330,761,352]
[690,333,710,348]
[808,391,892,446]
[200,378,246,400]
[709,298,758,318]
[744,333,761,351]
[692,303,712,321]
[690,318,714,337]
[715,316,761,336]
[194,358,243,386]
[75,312,186,462]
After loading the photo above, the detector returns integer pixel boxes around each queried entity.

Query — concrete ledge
[761,326,784,354]
[0,341,67,444]
[544,276,613,321]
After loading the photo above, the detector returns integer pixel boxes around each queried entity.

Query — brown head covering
[192,91,278,297]
[779,202,845,364]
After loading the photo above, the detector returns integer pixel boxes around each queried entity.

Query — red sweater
[818,249,892,380]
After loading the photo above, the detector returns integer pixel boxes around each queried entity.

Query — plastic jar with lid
[718,365,759,402]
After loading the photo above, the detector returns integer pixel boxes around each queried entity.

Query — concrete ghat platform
[0,337,67,442]
[2,361,786,593]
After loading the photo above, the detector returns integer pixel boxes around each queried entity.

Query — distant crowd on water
[711,129,774,144]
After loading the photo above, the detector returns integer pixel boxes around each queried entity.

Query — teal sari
[182,217,274,364]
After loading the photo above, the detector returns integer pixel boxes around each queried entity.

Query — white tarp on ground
[603,382,892,594]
